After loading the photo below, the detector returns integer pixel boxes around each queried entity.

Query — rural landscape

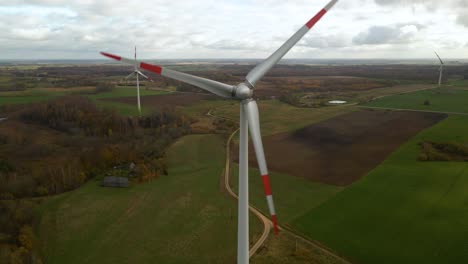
[1,0,468,263]
[2,57,468,264]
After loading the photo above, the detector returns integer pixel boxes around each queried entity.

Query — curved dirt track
[223,127,352,264]
[223,128,272,257]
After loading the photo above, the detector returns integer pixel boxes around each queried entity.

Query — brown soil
[102,93,215,110]
[244,110,447,186]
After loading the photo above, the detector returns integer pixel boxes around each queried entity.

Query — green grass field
[88,87,168,100]
[184,99,355,136]
[448,79,468,87]
[0,94,58,105]
[0,89,68,105]
[37,135,262,264]
[291,115,468,264]
[365,87,468,113]
[231,165,343,225]
[88,87,169,116]
[0,87,167,116]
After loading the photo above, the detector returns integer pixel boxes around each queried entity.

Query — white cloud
[456,10,468,27]
[353,24,421,45]
[0,0,467,59]
[299,34,349,49]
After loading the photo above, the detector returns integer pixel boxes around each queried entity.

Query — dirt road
[223,128,352,263]
[360,106,468,116]
[223,128,271,257]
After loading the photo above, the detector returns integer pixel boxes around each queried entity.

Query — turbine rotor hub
[233,83,253,100]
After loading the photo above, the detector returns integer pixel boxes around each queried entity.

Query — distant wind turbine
[101,0,339,263]
[435,51,444,88]
[125,46,152,115]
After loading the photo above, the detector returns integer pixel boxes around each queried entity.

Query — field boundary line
[367,85,436,102]
[360,106,468,116]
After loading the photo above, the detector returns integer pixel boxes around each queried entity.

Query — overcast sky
[1,0,468,60]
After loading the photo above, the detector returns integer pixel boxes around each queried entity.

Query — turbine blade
[134,46,137,69]
[101,52,234,98]
[125,72,135,80]
[136,70,154,82]
[136,70,152,81]
[245,0,338,87]
[435,51,444,65]
[243,100,279,234]
[137,72,141,115]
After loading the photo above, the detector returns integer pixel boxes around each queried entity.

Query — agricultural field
[104,93,215,111]
[231,165,343,226]
[184,99,356,136]
[291,115,468,264]
[258,110,446,185]
[237,113,468,264]
[364,85,468,114]
[230,109,445,221]
[37,135,263,264]
[36,134,347,264]
[0,86,167,116]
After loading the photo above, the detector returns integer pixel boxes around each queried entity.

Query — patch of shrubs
[0,200,41,264]
[0,160,14,173]
[418,141,468,161]
[213,118,237,134]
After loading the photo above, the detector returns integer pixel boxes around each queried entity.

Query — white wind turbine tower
[101,0,338,263]
[435,51,445,88]
[124,46,152,115]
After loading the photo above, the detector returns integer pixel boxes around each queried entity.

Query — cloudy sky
[1,0,468,60]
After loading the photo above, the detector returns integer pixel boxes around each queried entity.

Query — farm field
[103,92,215,111]
[186,99,356,136]
[0,87,167,116]
[364,86,468,113]
[230,109,446,227]
[258,110,446,185]
[37,135,263,264]
[231,165,343,225]
[292,115,468,264]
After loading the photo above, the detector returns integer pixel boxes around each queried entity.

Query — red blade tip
[100,51,121,61]
[272,215,279,235]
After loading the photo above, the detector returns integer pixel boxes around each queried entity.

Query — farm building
[101,176,129,188]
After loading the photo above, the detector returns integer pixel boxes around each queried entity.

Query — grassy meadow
[365,86,468,113]
[184,99,356,136]
[0,87,167,116]
[291,115,468,264]
[37,135,263,264]
[231,165,343,226]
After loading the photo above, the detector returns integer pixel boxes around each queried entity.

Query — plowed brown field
[249,110,447,186]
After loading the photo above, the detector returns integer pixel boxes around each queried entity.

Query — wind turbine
[124,46,152,115]
[100,0,338,263]
[435,51,444,87]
